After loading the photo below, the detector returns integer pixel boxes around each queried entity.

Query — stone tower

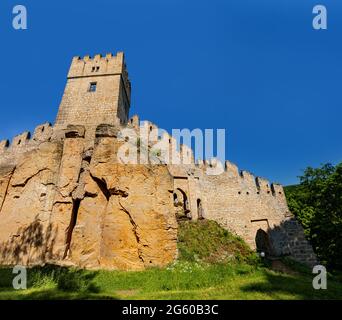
[55,52,131,134]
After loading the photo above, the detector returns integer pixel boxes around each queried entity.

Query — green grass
[0,220,341,300]
[1,263,341,300]
[178,220,253,264]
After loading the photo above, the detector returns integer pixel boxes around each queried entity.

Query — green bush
[285,162,342,270]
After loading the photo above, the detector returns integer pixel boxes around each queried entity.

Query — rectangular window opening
[89,82,97,92]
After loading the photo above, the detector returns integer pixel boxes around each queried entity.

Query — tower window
[89,82,97,92]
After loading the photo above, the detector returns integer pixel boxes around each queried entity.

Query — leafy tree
[285,163,342,270]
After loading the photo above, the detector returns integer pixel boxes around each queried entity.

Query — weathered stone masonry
[0,52,317,269]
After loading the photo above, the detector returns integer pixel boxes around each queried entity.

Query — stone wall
[0,125,178,270]
[167,159,318,266]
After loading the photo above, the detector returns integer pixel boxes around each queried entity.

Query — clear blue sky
[0,0,341,185]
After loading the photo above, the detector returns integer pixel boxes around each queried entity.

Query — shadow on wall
[0,215,58,266]
[266,217,318,267]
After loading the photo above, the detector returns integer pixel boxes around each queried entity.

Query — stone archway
[173,188,191,219]
[255,228,271,256]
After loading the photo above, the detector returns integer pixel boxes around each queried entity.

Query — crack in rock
[0,167,16,213]
[63,198,81,259]
[12,168,51,188]
[90,173,128,200]
[118,200,145,264]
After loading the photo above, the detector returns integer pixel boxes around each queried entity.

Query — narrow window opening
[173,193,178,205]
[197,199,204,219]
[89,82,97,92]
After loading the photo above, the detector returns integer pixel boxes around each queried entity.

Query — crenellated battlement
[256,176,272,194]
[32,123,53,141]
[11,131,31,149]
[238,170,257,192]
[0,118,286,201]
[128,115,140,130]
[271,183,285,196]
[0,140,9,153]
[193,158,284,199]
[225,160,239,176]
[0,123,53,161]
[68,52,131,102]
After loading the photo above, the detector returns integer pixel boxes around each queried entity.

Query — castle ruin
[0,52,317,269]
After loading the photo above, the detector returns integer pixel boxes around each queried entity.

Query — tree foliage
[285,163,342,270]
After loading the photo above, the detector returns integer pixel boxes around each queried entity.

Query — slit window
[89,82,97,92]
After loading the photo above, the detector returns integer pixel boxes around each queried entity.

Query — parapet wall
[0,123,53,165]
[0,120,317,267]
[126,115,196,166]
[197,160,289,230]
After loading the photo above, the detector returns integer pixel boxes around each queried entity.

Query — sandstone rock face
[67,138,178,270]
[0,142,62,265]
[0,134,178,270]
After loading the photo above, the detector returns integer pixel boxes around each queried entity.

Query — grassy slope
[0,220,341,300]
